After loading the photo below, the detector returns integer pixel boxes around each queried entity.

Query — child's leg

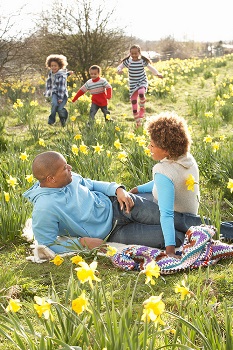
[90,103,99,120]
[130,90,139,120]
[57,96,68,127]
[48,94,59,125]
[100,106,111,121]
[138,87,146,118]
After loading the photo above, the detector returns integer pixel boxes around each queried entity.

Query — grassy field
[0,54,233,349]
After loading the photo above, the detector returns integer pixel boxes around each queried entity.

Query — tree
[0,7,32,78]
[32,0,130,82]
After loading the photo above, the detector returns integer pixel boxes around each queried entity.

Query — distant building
[141,51,161,62]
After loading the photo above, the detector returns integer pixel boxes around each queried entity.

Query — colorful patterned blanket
[111,225,233,274]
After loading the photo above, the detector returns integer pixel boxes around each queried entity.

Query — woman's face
[148,139,169,161]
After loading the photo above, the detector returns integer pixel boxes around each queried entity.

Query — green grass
[0,54,233,349]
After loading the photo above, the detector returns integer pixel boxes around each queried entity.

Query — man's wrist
[115,185,125,195]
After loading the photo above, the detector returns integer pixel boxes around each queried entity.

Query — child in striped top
[117,44,163,127]
[72,65,112,124]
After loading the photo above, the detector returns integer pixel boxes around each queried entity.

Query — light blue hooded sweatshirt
[23,173,121,253]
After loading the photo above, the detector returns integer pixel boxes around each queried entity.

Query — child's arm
[147,64,163,79]
[117,62,125,74]
[72,89,85,103]
[106,86,112,100]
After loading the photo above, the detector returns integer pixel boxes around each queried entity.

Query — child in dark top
[72,65,112,123]
[117,44,163,127]
[44,54,73,127]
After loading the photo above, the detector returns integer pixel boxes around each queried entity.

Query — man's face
[51,156,73,187]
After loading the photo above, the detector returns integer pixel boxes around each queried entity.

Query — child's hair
[121,44,151,64]
[89,65,101,74]
[45,54,68,69]
[146,111,191,159]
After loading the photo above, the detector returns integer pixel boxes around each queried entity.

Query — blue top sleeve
[137,180,154,193]
[154,173,176,247]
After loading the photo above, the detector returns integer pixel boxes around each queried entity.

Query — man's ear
[46,175,55,183]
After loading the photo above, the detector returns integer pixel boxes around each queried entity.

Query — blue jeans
[107,193,203,249]
[90,103,110,121]
[48,94,68,125]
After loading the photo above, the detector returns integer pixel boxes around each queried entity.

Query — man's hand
[116,187,134,213]
[129,187,138,194]
[79,237,104,250]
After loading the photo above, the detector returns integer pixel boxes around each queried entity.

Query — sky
[1,0,233,43]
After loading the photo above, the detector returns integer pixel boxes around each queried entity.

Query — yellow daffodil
[74,133,82,140]
[75,261,101,289]
[50,255,64,266]
[144,148,151,156]
[79,142,88,155]
[30,100,38,107]
[212,142,220,152]
[106,245,117,257]
[105,114,111,120]
[204,111,213,118]
[227,178,233,193]
[7,175,18,189]
[185,174,196,192]
[6,299,21,313]
[70,255,83,265]
[70,116,77,122]
[203,135,212,143]
[4,191,10,202]
[115,126,120,132]
[174,279,191,300]
[125,132,135,140]
[34,296,54,320]
[25,174,34,183]
[38,138,45,147]
[72,292,92,315]
[92,142,104,154]
[117,151,127,162]
[72,144,79,155]
[114,139,122,150]
[219,135,226,141]
[141,294,165,325]
[19,151,28,161]
[141,261,160,285]
[106,150,111,157]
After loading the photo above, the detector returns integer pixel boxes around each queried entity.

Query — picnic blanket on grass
[23,220,233,271]
[110,225,233,274]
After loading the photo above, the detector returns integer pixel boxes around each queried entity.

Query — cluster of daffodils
[5,249,193,329]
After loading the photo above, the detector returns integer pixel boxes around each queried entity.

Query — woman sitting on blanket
[129,111,200,259]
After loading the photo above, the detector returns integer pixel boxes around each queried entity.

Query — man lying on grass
[23,150,202,258]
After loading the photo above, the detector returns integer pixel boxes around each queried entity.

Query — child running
[117,44,163,127]
[72,65,112,124]
[44,54,73,127]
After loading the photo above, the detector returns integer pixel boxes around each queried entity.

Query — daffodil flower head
[106,245,117,257]
[7,175,18,189]
[34,296,54,320]
[72,291,92,315]
[227,178,233,193]
[19,151,28,161]
[141,260,160,285]
[71,255,84,265]
[185,174,196,192]
[75,261,101,288]
[50,255,64,266]
[141,293,165,325]
[174,279,191,300]
[6,299,21,313]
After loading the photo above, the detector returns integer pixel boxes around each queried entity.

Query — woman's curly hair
[45,54,68,69]
[146,111,192,159]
